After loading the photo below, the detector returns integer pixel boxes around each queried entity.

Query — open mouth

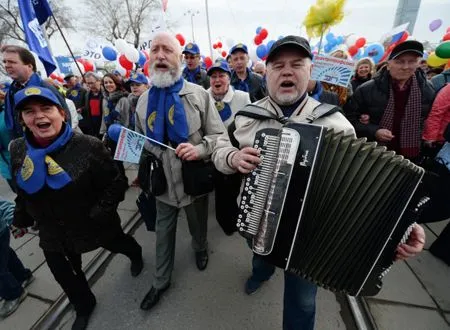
[214,84,223,88]
[37,123,51,129]
[280,81,295,88]
[155,63,169,69]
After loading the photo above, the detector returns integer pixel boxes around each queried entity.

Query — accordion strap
[235,104,289,124]
[306,103,341,123]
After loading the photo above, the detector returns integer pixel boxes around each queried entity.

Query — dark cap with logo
[388,40,424,60]
[183,43,200,55]
[266,35,313,63]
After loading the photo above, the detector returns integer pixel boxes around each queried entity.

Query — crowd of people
[0,31,449,330]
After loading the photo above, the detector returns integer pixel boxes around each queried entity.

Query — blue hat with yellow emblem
[207,60,231,76]
[14,86,62,111]
[183,43,200,55]
[230,43,248,54]
[127,72,148,85]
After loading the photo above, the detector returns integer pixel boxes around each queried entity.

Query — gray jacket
[135,80,225,207]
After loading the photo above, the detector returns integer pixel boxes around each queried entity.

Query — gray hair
[84,72,101,81]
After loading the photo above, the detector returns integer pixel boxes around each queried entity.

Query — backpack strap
[305,103,341,123]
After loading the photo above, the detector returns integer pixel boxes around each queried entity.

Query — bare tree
[83,0,160,48]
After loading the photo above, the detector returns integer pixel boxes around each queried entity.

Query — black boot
[72,300,96,330]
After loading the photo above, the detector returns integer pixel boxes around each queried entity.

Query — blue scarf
[309,81,323,101]
[232,69,250,93]
[146,78,188,146]
[183,66,200,84]
[17,124,73,194]
[4,73,43,133]
[67,84,82,101]
[214,101,232,122]
[104,100,120,126]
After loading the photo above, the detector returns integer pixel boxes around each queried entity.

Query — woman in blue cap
[9,86,143,330]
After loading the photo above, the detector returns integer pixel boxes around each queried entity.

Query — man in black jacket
[182,43,210,89]
[230,43,266,102]
[79,72,103,137]
[344,40,436,161]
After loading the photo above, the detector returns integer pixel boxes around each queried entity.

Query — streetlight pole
[184,10,200,42]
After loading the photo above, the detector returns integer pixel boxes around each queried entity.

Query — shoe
[0,289,27,317]
[195,250,208,271]
[72,300,96,330]
[21,274,35,288]
[245,277,265,295]
[130,257,144,277]
[140,284,170,311]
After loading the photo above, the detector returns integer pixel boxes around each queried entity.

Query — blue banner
[31,0,53,25]
[18,0,56,76]
[55,55,74,75]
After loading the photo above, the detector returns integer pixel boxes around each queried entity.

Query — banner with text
[311,55,355,88]
[114,127,146,164]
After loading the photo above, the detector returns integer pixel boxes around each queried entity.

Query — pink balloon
[429,19,443,32]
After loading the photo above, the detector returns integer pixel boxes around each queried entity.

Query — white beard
[150,64,182,88]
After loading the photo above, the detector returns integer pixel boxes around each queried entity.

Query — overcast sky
[48,0,450,58]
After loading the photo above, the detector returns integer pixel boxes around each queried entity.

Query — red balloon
[83,60,94,72]
[355,37,366,48]
[447,27,450,33]
[348,45,359,57]
[221,51,227,57]
[254,35,262,45]
[213,43,218,49]
[49,73,58,80]
[443,33,450,41]
[56,75,64,83]
[119,54,133,70]
[259,28,268,40]
[143,60,150,77]
[125,70,132,78]
[204,56,213,69]
[399,31,409,43]
[175,34,185,46]
[217,42,222,48]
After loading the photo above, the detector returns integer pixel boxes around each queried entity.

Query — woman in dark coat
[351,57,375,92]
[10,86,143,330]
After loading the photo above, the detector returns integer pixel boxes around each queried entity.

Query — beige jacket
[207,87,251,128]
[135,80,225,207]
[212,96,356,175]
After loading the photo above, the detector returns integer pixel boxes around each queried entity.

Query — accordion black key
[237,122,425,296]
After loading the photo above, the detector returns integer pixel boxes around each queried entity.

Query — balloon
[399,31,409,43]
[254,35,262,45]
[143,60,151,77]
[102,46,117,61]
[447,27,450,33]
[138,51,147,66]
[56,75,64,83]
[259,28,268,40]
[175,34,185,46]
[70,61,85,75]
[427,52,448,67]
[107,124,122,142]
[256,26,262,34]
[125,47,140,63]
[256,44,268,59]
[429,19,443,32]
[348,45,359,57]
[142,50,150,60]
[324,44,332,53]
[346,35,358,47]
[118,54,133,70]
[267,40,276,51]
[213,44,218,49]
[125,70,132,78]
[221,51,227,57]
[217,42,222,49]
[443,33,450,42]
[203,56,213,69]
[355,37,366,48]
[115,39,129,54]
[336,36,344,45]
[248,46,258,63]
[363,43,385,64]
[436,41,450,59]
[83,60,95,72]
[114,64,127,76]
[326,32,335,42]
[353,48,364,61]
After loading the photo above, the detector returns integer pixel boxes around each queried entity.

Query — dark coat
[11,132,128,254]
[66,85,88,110]
[344,68,436,141]
[78,91,104,136]
[182,68,210,90]
[350,76,371,92]
[319,90,340,106]
[231,71,266,102]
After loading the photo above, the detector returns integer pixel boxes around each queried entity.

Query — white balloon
[115,39,129,54]
[248,46,258,63]
[70,61,85,75]
[124,47,140,63]
[114,62,127,75]
[345,34,359,47]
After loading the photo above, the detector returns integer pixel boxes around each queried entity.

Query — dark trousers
[0,229,31,300]
[44,232,141,315]
[430,222,450,266]
[214,173,241,235]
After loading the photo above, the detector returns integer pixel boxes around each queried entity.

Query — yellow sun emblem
[168,105,175,125]
[215,101,225,111]
[147,112,156,131]
[70,90,78,97]
[24,87,42,96]
[45,156,64,175]
[21,156,34,181]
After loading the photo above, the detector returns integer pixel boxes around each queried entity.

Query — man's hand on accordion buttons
[176,143,199,161]
[395,224,426,261]
[231,147,261,174]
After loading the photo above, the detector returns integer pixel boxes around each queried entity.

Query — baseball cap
[388,40,424,60]
[207,61,231,76]
[64,74,75,81]
[127,72,148,85]
[183,43,200,55]
[14,86,62,111]
[266,35,313,63]
[230,43,248,55]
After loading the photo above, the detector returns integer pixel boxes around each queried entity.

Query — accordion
[237,122,426,296]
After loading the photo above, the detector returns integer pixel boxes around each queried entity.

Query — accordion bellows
[237,123,425,296]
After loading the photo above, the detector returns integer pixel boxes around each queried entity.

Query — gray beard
[150,65,182,88]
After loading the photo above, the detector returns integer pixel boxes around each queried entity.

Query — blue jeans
[0,229,31,300]
[251,254,317,330]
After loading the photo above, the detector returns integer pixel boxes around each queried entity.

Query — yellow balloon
[427,52,448,67]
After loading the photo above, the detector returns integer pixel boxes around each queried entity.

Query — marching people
[134,32,225,311]
[212,35,426,330]
[182,43,210,89]
[1,45,70,138]
[64,74,88,112]
[126,72,149,131]
[351,57,375,91]
[207,60,251,235]
[10,86,143,330]
[345,40,436,162]
[321,49,353,106]
[307,79,340,106]
[79,72,103,137]
[0,85,13,190]
[230,43,267,102]
[253,61,266,77]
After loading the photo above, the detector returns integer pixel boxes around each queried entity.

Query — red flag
[162,0,168,12]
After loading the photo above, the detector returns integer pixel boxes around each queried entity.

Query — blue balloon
[353,48,364,60]
[256,26,262,34]
[328,39,336,47]
[336,36,344,45]
[363,43,385,64]
[102,46,117,61]
[267,40,276,51]
[324,44,332,53]
[108,124,123,142]
[326,32,335,42]
[138,51,147,66]
[256,44,268,59]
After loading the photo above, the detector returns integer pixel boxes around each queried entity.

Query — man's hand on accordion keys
[231,147,261,174]
[395,224,426,261]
